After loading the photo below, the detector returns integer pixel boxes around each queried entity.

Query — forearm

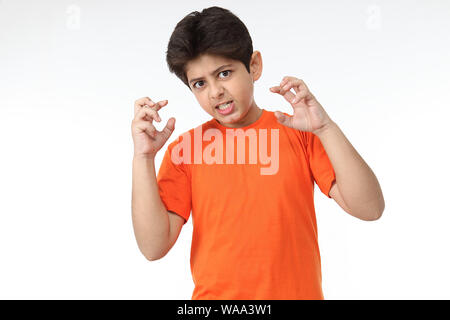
[131,155,170,260]
[315,121,385,220]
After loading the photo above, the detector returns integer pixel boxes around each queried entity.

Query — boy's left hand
[270,76,333,134]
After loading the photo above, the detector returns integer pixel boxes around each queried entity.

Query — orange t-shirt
[156,109,336,300]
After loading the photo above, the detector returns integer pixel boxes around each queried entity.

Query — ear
[250,51,263,82]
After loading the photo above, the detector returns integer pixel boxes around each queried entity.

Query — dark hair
[166,6,253,90]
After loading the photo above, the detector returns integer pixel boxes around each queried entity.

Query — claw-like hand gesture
[131,97,176,159]
[270,76,333,134]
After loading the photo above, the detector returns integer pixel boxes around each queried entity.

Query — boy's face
[185,51,262,128]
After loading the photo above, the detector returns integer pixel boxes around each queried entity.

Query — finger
[159,117,176,142]
[135,106,159,122]
[274,111,295,129]
[134,97,154,116]
[279,76,292,88]
[141,99,168,112]
[269,85,296,104]
[143,99,169,112]
[278,76,306,92]
[281,78,312,103]
[279,76,299,92]
[134,97,168,116]
[135,106,161,122]
[152,99,168,112]
[291,90,308,104]
[271,81,297,96]
[280,78,303,94]
[272,78,311,104]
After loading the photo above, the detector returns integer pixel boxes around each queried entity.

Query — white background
[1,0,449,299]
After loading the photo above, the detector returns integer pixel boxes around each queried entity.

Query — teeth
[218,101,232,110]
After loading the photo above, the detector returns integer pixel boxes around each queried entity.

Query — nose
[208,81,225,101]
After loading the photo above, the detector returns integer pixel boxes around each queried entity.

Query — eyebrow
[189,64,234,85]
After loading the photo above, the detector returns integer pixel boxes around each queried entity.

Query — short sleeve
[156,138,192,224]
[306,131,336,198]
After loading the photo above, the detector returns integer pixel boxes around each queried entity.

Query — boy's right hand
[131,97,176,159]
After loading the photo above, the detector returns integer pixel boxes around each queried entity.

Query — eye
[193,80,204,89]
[219,70,232,78]
[193,70,232,89]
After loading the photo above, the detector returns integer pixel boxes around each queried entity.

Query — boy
[131,6,384,300]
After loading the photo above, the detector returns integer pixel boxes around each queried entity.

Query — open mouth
[216,100,233,109]
[215,101,234,115]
